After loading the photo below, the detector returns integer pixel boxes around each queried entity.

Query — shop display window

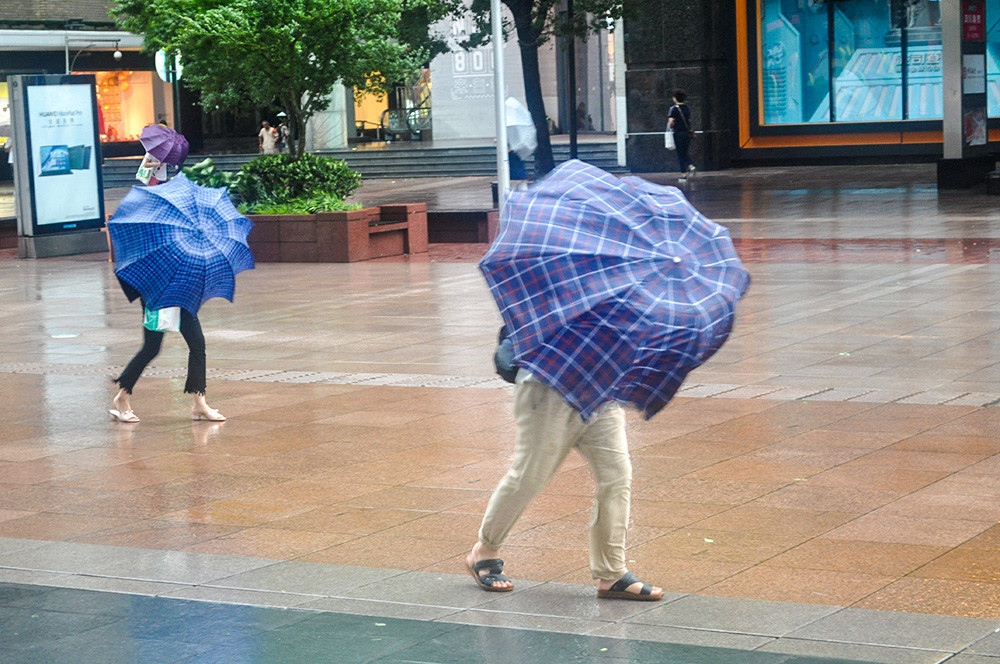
[0,81,9,148]
[72,70,166,142]
[760,0,957,124]
[987,0,1000,116]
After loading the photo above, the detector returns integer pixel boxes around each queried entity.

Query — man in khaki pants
[466,363,663,601]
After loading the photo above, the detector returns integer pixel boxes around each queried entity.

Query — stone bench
[248,203,428,262]
[0,218,15,250]
[427,209,499,244]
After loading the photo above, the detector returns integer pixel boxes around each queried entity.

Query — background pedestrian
[258,121,278,154]
[667,89,695,181]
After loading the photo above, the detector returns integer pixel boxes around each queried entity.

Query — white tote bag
[143,306,181,332]
[664,129,676,150]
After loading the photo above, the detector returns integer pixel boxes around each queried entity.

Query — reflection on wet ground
[733,238,1000,264]
[3,160,1000,663]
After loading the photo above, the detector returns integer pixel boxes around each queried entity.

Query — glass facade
[758,0,1000,125]
[70,70,173,143]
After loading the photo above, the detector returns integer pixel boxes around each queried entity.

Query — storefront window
[761,0,828,123]
[904,0,942,119]
[987,0,1000,116]
[760,0,945,124]
[0,81,9,149]
[73,71,171,142]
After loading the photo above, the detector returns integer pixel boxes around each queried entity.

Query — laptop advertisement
[22,76,103,231]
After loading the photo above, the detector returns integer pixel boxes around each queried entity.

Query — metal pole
[597,30,605,131]
[491,0,510,210]
[827,0,836,122]
[172,53,182,135]
[614,19,627,167]
[567,0,578,159]
[900,20,909,119]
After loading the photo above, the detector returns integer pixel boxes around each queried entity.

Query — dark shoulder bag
[494,325,518,383]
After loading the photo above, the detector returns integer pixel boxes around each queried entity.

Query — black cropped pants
[114,308,206,395]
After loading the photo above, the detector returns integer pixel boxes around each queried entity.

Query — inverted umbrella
[479,159,750,419]
[107,173,254,314]
[139,124,189,166]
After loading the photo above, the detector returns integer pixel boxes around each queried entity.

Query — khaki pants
[478,379,632,580]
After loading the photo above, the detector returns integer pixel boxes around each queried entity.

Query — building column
[623,0,736,173]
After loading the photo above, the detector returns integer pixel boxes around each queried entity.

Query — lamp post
[64,38,122,74]
[155,50,184,134]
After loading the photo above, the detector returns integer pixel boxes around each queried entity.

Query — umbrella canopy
[139,124,189,166]
[108,173,254,314]
[479,159,750,419]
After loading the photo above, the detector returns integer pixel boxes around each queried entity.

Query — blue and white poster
[25,82,101,227]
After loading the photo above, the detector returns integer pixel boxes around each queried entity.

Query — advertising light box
[14,75,105,235]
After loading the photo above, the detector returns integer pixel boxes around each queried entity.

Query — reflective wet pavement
[1,582,877,664]
[2,163,1000,663]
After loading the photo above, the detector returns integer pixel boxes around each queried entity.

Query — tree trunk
[284,98,307,159]
[507,1,554,176]
[294,116,307,159]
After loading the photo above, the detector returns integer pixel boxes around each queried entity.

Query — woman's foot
[192,395,226,421]
[110,390,139,422]
[466,541,513,591]
[192,407,226,421]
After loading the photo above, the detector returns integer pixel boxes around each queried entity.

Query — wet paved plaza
[2,163,1000,662]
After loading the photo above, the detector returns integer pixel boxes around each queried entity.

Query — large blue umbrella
[108,173,254,314]
[479,160,750,419]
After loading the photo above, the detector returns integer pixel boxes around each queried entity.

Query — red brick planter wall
[247,203,428,263]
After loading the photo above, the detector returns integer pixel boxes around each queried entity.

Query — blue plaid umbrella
[108,173,254,314]
[479,160,749,419]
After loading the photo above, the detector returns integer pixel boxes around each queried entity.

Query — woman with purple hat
[109,124,226,424]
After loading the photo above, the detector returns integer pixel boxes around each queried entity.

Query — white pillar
[491,0,509,209]
[614,19,627,167]
[941,0,963,159]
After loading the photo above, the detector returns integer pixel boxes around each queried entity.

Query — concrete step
[100,143,624,188]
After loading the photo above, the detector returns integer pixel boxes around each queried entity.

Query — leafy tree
[112,0,431,158]
[464,0,625,175]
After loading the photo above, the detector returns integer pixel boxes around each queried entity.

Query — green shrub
[181,158,240,189]
[234,153,361,207]
[239,191,362,215]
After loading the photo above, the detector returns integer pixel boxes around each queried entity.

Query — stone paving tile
[2,164,1000,660]
[626,594,840,636]
[756,639,953,664]
[785,607,1000,652]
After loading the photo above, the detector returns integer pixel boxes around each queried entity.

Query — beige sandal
[192,408,226,422]
[109,409,140,423]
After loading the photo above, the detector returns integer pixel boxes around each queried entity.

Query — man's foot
[597,572,664,601]
[688,164,697,178]
[466,543,513,591]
